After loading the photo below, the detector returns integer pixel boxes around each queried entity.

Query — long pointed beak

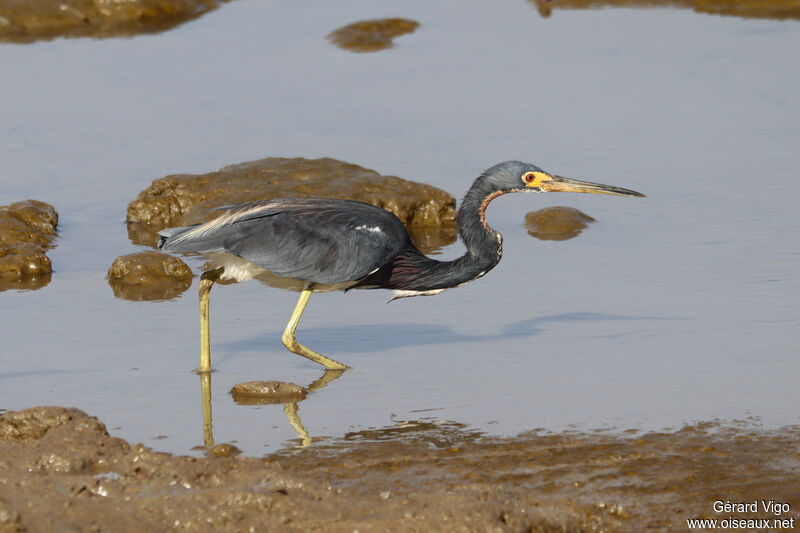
[543,175,645,198]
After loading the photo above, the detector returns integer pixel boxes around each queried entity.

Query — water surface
[1,0,798,454]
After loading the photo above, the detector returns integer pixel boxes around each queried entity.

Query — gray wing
[159,198,410,284]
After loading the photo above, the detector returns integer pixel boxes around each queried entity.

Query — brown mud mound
[107,251,193,301]
[532,0,800,21]
[524,206,595,241]
[205,442,241,458]
[0,0,226,43]
[2,406,799,532]
[230,381,308,405]
[327,18,420,52]
[0,200,58,292]
[126,157,457,253]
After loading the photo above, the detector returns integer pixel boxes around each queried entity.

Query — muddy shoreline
[1,406,798,532]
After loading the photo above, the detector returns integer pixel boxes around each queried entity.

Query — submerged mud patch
[107,251,193,301]
[524,206,595,241]
[327,18,420,52]
[1,406,798,532]
[126,157,457,253]
[0,0,227,43]
[0,200,58,292]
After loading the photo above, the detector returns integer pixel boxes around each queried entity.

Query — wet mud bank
[0,0,226,43]
[2,407,798,532]
[531,0,800,21]
[126,156,457,253]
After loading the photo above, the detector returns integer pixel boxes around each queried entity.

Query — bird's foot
[281,334,350,370]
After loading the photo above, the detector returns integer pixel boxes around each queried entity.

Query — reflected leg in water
[284,402,311,447]
[200,371,213,447]
[308,369,346,392]
[204,369,347,450]
[284,369,346,448]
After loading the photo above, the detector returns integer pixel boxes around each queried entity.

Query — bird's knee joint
[281,333,296,350]
[201,267,224,282]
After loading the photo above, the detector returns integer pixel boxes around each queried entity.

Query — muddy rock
[2,406,799,532]
[0,200,58,292]
[107,251,193,301]
[531,0,800,21]
[693,0,800,19]
[0,407,128,481]
[524,206,594,241]
[327,18,420,52]
[0,406,103,442]
[126,157,457,253]
[230,381,308,405]
[206,443,241,458]
[0,0,227,43]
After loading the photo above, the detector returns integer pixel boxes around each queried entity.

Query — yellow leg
[197,268,222,374]
[281,287,350,370]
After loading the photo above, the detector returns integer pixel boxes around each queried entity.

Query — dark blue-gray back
[158,198,411,285]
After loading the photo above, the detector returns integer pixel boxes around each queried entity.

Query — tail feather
[157,225,199,250]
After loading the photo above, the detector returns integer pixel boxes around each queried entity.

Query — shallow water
[1,0,799,455]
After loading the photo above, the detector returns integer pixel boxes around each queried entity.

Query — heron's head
[484,160,645,198]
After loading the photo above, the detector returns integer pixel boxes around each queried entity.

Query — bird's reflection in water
[200,372,213,447]
[199,369,345,450]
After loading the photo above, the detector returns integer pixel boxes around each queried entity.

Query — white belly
[203,252,356,292]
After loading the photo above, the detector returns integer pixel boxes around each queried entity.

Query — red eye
[523,173,535,183]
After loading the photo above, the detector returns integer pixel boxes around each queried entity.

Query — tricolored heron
[158,161,644,372]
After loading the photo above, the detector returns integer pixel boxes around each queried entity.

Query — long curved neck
[386,177,505,293]
[456,176,505,264]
